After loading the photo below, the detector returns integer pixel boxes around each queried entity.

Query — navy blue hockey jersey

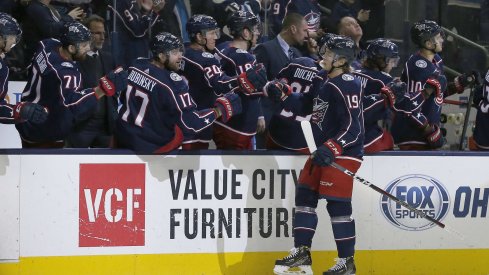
[473,70,489,149]
[218,47,261,135]
[116,58,218,153]
[282,72,364,158]
[15,39,98,142]
[392,53,445,145]
[180,47,239,143]
[268,57,319,150]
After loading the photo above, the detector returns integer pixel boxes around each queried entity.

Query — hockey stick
[443,99,467,106]
[458,84,475,150]
[300,121,464,238]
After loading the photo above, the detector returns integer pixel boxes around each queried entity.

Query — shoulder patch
[202,52,214,58]
[236,49,248,54]
[170,72,182,81]
[61,62,74,68]
[415,60,427,68]
[342,74,354,81]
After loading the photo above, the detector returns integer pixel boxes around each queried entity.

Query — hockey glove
[454,71,480,93]
[312,139,343,167]
[98,67,128,97]
[424,78,443,98]
[381,81,406,108]
[265,79,292,102]
[425,124,444,149]
[214,93,242,123]
[237,63,267,95]
[13,102,48,124]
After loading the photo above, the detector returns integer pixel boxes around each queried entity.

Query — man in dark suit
[254,13,317,148]
[66,15,117,148]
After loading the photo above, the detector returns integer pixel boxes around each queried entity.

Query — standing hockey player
[115,32,242,153]
[266,56,320,152]
[215,10,263,149]
[269,36,363,275]
[391,19,478,150]
[16,22,127,148]
[180,14,266,149]
[0,12,47,125]
[353,38,422,153]
[470,69,489,150]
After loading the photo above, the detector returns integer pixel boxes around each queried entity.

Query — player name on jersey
[293,67,316,82]
[128,69,157,92]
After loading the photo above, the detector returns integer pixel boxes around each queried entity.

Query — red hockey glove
[381,81,406,108]
[214,93,242,123]
[311,139,343,167]
[265,79,292,102]
[13,102,48,124]
[237,63,267,95]
[425,124,444,149]
[98,67,128,97]
[424,78,442,98]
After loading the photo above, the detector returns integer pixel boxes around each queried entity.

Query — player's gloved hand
[98,67,128,97]
[13,102,49,124]
[381,81,406,108]
[214,93,242,123]
[311,139,343,167]
[264,79,292,102]
[425,124,444,149]
[454,71,481,93]
[424,77,443,99]
[237,63,267,95]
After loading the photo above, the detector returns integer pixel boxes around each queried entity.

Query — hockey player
[470,69,489,150]
[266,56,320,152]
[214,10,264,149]
[108,0,164,67]
[180,14,267,149]
[269,36,363,275]
[15,22,127,148]
[391,20,478,150]
[115,32,242,153]
[353,38,422,153]
[0,12,47,125]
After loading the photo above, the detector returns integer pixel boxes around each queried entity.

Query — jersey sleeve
[170,89,218,134]
[202,56,240,96]
[58,68,98,122]
[109,1,159,38]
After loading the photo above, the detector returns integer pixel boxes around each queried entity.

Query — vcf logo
[79,164,145,247]
[380,174,450,231]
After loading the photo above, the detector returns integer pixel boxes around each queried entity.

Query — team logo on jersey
[342,74,354,81]
[415,60,427,68]
[61,62,73,68]
[380,174,450,231]
[202,52,214,58]
[311,97,329,130]
[170,72,182,81]
[304,12,320,31]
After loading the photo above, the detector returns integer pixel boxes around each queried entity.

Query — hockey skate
[273,246,313,275]
[323,256,356,275]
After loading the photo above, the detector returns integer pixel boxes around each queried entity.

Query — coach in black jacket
[66,15,117,148]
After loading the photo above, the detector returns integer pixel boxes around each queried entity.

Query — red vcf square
[79,163,145,247]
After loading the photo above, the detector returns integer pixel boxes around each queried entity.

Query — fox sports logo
[380,174,450,231]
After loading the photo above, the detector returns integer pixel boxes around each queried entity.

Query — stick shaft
[329,162,446,228]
